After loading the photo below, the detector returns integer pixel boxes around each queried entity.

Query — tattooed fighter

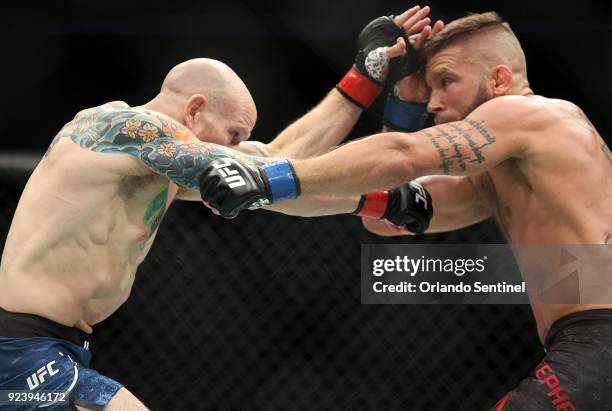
[200,12,612,410]
[0,6,439,410]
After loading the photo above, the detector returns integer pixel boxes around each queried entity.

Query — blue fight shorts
[0,308,122,410]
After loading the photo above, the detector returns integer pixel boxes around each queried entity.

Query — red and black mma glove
[353,181,433,234]
[336,15,420,109]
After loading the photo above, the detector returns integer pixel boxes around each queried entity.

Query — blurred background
[1,0,610,409]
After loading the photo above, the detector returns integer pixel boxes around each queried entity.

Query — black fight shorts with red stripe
[491,309,612,411]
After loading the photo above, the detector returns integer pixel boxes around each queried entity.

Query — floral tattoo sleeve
[46,104,267,190]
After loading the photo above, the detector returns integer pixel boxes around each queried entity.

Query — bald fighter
[200,12,612,410]
[0,6,438,409]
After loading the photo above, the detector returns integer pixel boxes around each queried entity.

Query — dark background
[1,1,611,410]
[2,0,611,151]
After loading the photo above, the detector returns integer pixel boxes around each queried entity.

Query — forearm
[292,132,415,197]
[415,176,491,232]
[199,132,434,233]
[265,7,434,160]
[263,194,360,217]
[139,141,270,191]
[265,89,362,158]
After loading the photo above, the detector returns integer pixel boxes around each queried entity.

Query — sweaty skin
[0,99,359,333]
[0,12,439,408]
[295,96,612,342]
[0,55,365,334]
[0,102,256,333]
[0,54,368,333]
[290,37,612,342]
[467,98,612,339]
[0,8,439,336]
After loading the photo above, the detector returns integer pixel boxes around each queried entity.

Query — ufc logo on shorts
[26,360,59,390]
[410,181,429,209]
[214,159,246,189]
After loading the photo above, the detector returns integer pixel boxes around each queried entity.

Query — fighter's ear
[183,94,207,127]
[491,65,513,96]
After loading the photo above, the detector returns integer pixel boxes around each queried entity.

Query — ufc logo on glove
[213,159,247,189]
[409,181,429,209]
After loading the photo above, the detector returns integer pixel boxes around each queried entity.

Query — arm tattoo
[419,118,497,175]
[45,107,99,158]
[421,128,451,174]
[46,104,267,189]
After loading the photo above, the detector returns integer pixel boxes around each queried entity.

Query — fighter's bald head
[425,12,528,85]
[160,58,250,114]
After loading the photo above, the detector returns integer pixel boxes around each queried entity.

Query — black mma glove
[353,181,433,234]
[198,158,300,219]
[336,15,419,108]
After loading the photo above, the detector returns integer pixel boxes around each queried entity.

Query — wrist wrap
[353,191,389,219]
[336,66,383,109]
[261,160,301,202]
[383,95,428,131]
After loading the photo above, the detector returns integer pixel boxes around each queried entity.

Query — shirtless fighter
[199,12,612,410]
[0,7,439,410]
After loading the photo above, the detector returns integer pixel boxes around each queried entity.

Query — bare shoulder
[47,103,153,176]
[468,95,588,160]
[470,95,564,132]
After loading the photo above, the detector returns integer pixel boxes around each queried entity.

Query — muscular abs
[0,100,266,331]
[0,104,182,331]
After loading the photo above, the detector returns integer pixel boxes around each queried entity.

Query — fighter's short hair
[424,12,517,59]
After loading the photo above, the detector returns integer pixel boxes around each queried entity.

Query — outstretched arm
[196,96,537,219]
[293,97,531,196]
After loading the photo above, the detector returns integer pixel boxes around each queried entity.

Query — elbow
[379,133,417,188]
[390,157,417,188]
